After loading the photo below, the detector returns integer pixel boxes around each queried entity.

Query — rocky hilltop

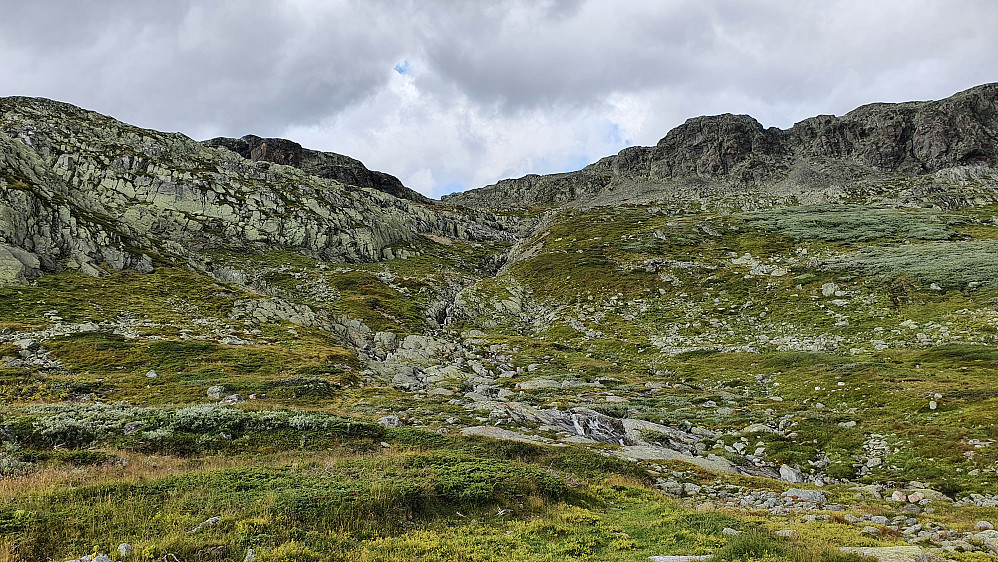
[203,134,433,204]
[0,96,510,285]
[444,83,998,209]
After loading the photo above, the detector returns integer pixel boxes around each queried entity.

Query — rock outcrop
[203,135,433,204]
[444,83,998,209]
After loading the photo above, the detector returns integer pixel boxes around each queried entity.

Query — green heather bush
[0,454,33,476]
[24,402,152,447]
[823,240,998,288]
[170,403,249,433]
[740,205,955,242]
[5,403,383,452]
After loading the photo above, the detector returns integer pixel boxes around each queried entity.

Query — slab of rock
[616,446,737,474]
[648,556,712,562]
[782,488,826,503]
[460,426,553,446]
[839,546,941,561]
[514,379,561,390]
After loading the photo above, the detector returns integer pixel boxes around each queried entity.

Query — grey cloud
[1,0,997,196]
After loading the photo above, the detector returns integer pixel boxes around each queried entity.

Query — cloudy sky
[2,1,996,197]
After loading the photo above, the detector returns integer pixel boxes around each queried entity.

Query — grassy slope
[2,202,998,560]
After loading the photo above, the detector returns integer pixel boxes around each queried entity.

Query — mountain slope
[444,83,998,209]
[0,96,510,284]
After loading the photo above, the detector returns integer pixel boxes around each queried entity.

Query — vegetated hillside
[443,83,998,209]
[1,91,998,561]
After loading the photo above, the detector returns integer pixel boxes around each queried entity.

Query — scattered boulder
[207,385,226,399]
[377,415,402,428]
[976,521,995,531]
[779,464,806,483]
[219,394,246,405]
[118,543,134,558]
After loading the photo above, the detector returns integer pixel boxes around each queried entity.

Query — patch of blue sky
[394,60,411,75]
[440,181,464,194]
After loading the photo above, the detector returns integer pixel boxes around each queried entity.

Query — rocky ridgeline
[444,83,998,209]
[0,96,514,285]
[202,134,432,204]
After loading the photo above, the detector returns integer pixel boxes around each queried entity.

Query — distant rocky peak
[203,135,432,204]
[445,83,998,209]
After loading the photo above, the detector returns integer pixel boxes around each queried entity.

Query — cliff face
[0,97,510,284]
[444,83,998,209]
[202,135,433,204]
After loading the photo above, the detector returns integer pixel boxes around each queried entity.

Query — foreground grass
[0,443,863,562]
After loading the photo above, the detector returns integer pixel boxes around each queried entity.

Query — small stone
[118,543,134,558]
[783,488,826,503]
[207,385,226,399]
[890,490,908,502]
[145,370,158,378]
[218,394,246,405]
[243,549,256,562]
[977,521,995,531]
[189,515,221,533]
[928,400,937,410]
[683,482,702,496]
[901,504,920,514]
[122,421,143,435]
[907,492,925,503]
[721,527,741,536]
[860,526,880,535]
[870,515,890,526]
[775,529,797,538]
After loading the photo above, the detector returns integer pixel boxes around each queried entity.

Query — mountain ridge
[443,83,998,209]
